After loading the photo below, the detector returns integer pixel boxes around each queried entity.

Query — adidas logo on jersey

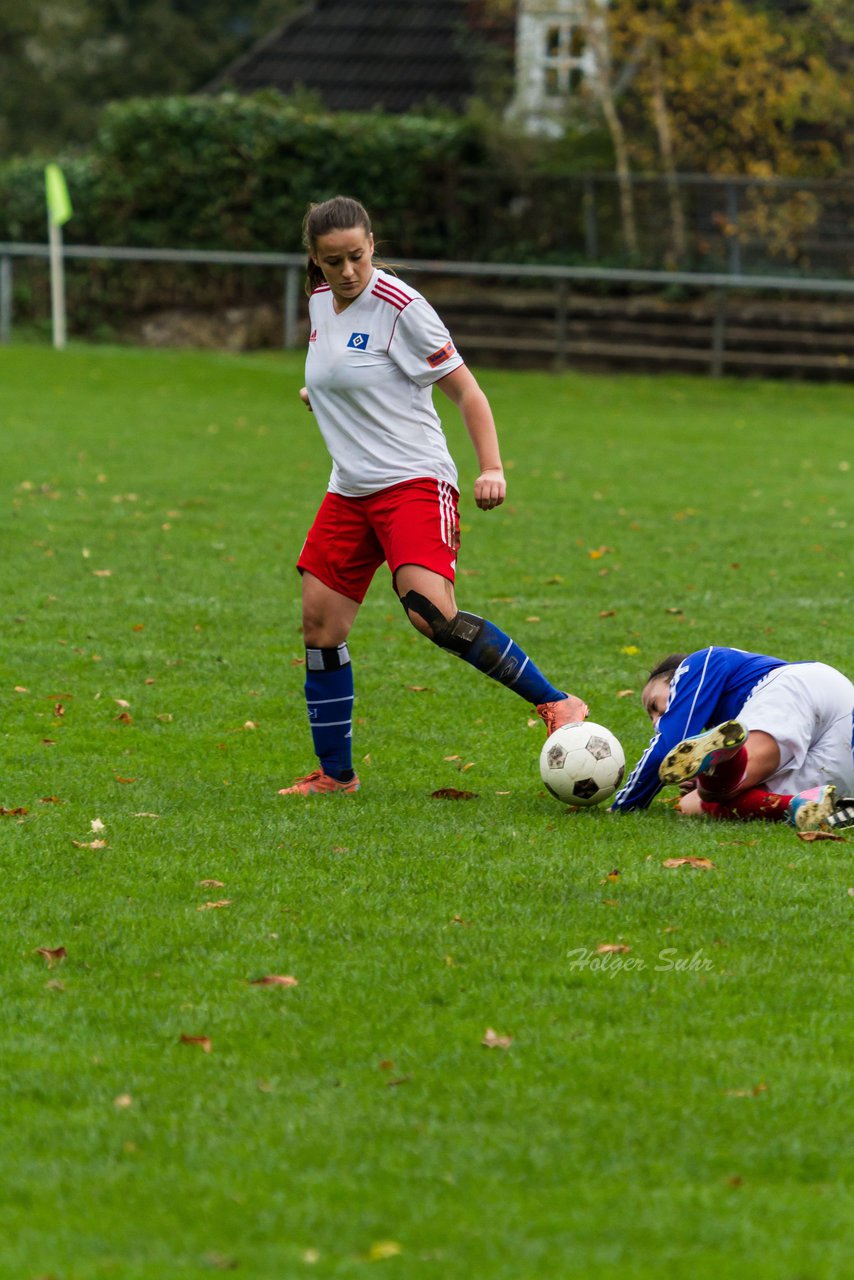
[309,329,317,342]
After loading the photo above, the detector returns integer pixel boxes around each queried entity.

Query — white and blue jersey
[612,647,787,812]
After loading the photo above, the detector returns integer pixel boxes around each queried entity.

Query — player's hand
[299,386,313,412]
[474,468,506,510]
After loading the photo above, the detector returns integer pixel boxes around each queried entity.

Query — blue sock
[304,644,354,779]
[460,617,564,705]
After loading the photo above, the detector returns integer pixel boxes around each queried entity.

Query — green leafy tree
[0,1,300,157]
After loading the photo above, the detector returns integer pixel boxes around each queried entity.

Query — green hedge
[0,94,497,253]
[0,93,608,331]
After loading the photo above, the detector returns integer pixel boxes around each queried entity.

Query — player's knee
[399,590,483,656]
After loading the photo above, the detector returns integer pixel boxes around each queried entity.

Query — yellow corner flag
[45,164,73,227]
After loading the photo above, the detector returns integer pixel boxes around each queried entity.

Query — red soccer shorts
[297,477,460,603]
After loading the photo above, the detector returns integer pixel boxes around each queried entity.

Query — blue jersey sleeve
[611,647,735,812]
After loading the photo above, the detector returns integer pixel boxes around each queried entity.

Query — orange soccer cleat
[536,694,589,736]
[277,769,361,796]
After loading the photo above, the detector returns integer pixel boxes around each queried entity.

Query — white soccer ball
[539,721,626,807]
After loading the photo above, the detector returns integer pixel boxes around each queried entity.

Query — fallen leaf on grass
[14,686,29,693]
[599,869,621,884]
[180,1034,212,1053]
[386,1076,410,1087]
[71,839,108,849]
[482,1028,512,1050]
[724,1082,768,1098]
[616,689,635,698]
[797,830,847,843]
[621,645,640,655]
[115,775,137,784]
[41,739,57,746]
[1,806,28,817]
[133,812,160,819]
[431,788,477,800]
[368,1242,402,1262]
[114,699,131,709]
[35,946,67,967]
[197,900,232,911]
[90,818,106,833]
[596,943,630,954]
[450,915,471,926]
[662,857,716,870]
[40,796,62,804]
[407,685,432,693]
[203,1252,237,1270]
[199,879,225,888]
[113,1094,133,1109]
[599,609,616,618]
[92,569,113,577]
[116,711,133,724]
[45,978,65,991]
[250,975,298,987]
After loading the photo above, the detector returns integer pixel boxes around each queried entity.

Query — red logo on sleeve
[426,341,456,368]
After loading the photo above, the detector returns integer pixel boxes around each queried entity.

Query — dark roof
[206,0,513,113]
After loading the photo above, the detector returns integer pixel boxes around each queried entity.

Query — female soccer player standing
[279,195,587,795]
[612,646,854,831]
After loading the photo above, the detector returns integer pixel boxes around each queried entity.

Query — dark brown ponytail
[647,653,688,683]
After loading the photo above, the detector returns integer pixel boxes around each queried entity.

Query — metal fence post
[583,177,599,260]
[710,288,727,377]
[554,279,568,372]
[283,265,300,349]
[726,184,742,276]
[0,255,11,344]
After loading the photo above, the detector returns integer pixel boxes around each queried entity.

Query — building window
[543,21,586,97]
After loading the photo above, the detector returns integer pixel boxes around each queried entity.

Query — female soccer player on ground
[611,646,854,832]
[279,195,587,796]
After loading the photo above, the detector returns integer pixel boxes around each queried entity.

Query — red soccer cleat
[278,769,361,796]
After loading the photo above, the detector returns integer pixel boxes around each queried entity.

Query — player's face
[311,226,375,309]
[642,676,671,727]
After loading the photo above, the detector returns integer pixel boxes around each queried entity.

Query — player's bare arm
[437,365,505,511]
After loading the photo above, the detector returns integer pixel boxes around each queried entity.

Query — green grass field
[1,344,852,1280]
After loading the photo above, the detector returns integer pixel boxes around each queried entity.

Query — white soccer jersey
[305,268,465,497]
